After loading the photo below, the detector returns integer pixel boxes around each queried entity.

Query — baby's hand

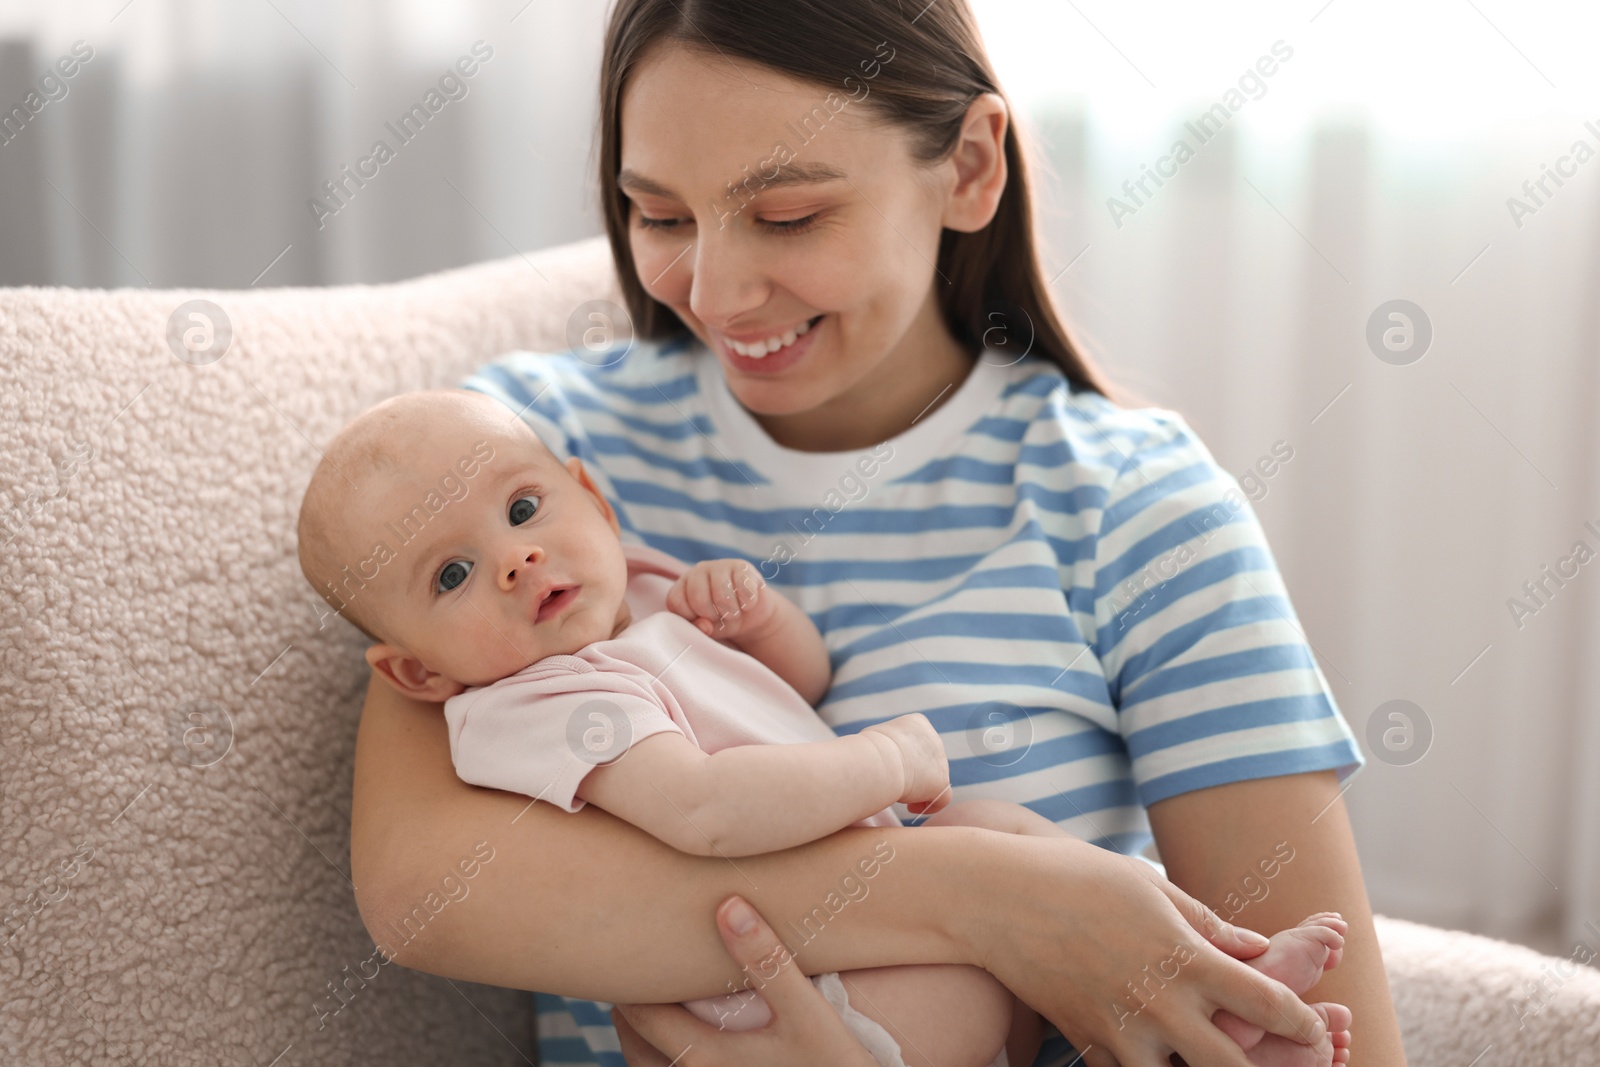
[666,559,776,640]
[861,713,951,815]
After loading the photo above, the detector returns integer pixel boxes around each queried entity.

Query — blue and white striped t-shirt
[459,334,1363,1067]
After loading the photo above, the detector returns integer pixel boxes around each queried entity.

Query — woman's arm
[353,669,960,999]
[352,669,1328,1062]
[1149,770,1410,1065]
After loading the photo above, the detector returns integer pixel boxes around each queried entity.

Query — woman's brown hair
[596,0,1131,405]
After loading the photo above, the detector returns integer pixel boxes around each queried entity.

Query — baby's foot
[1213,913,1349,1063]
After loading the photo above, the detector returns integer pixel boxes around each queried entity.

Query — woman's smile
[714,313,826,376]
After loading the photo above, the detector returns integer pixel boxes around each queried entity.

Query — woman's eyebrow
[617,160,849,198]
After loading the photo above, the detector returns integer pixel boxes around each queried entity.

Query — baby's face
[350,412,631,694]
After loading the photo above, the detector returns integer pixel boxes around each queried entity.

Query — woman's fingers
[707,896,830,1028]
[1143,874,1325,1044]
[1169,1017,1294,1067]
[1201,957,1327,1048]
[612,1001,704,1063]
[615,895,881,1067]
[612,1006,675,1067]
[1146,871,1271,960]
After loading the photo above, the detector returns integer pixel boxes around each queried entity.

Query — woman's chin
[723,376,834,419]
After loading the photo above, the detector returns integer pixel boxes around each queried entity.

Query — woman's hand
[967,832,1332,1067]
[611,895,882,1067]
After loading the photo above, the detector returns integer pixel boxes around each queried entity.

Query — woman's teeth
[726,315,819,359]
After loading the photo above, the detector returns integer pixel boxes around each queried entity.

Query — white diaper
[811,970,909,1067]
[682,971,1008,1067]
[812,971,1009,1067]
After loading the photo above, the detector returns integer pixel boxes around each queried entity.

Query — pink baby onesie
[441,542,913,1063]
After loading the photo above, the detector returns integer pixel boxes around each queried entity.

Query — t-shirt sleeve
[1088,409,1365,807]
[442,666,686,814]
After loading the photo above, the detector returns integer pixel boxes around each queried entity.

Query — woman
[348,1,1406,1064]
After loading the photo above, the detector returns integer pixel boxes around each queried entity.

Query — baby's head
[296,389,632,701]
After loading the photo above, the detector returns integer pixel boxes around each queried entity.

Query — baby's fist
[861,713,950,815]
[666,559,773,639]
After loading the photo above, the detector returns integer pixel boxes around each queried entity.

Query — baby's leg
[685,961,1015,1067]
[832,962,1019,1067]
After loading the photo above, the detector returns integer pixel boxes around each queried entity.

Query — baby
[297,389,1353,1067]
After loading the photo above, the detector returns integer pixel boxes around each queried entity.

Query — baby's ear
[364,643,466,702]
[566,456,621,536]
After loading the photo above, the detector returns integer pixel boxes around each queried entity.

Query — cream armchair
[2,237,1596,1065]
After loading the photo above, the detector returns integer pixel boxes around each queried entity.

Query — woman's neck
[751,322,976,453]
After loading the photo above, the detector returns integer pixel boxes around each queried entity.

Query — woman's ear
[364,643,466,702]
[942,91,1009,234]
[566,455,622,536]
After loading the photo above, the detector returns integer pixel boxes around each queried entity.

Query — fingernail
[1240,928,1270,947]
[725,898,757,934]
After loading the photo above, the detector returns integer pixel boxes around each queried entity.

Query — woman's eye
[635,212,819,235]
[762,213,820,234]
[637,215,684,231]
[436,560,471,594]
[509,494,541,526]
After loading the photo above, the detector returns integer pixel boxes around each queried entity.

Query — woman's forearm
[351,670,979,1001]
[355,673,1336,1061]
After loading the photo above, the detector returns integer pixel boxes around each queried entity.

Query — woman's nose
[498,543,545,591]
[687,236,767,327]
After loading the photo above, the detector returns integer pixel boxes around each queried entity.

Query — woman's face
[618,42,978,440]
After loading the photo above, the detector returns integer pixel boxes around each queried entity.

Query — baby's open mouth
[535,585,578,623]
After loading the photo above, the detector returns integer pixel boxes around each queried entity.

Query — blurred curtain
[2,0,1597,953]
[0,0,608,287]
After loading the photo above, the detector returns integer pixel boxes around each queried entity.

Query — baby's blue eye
[436,560,471,594]
[509,494,541,526]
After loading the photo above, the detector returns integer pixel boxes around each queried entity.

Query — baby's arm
[665,558,831,705]
[574,713,949,858]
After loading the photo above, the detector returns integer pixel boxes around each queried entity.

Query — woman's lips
[535,586,579,623]
[719,314,825,376]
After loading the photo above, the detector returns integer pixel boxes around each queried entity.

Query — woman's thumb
[714,896,813,1008]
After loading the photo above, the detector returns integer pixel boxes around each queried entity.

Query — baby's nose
[499,545,544,588]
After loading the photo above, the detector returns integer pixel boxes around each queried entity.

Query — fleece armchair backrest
[0,236,618,1066]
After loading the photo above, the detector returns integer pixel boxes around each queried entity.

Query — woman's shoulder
[460,331,705,409]
[996,357,1222,487]
[456,332,708,459]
